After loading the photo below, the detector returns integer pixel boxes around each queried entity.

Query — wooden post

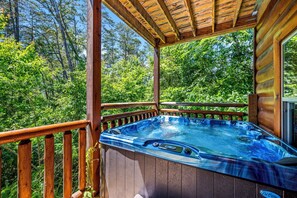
[118,119,123,126]
[18,140,32,198]
[79,128,87,192]
[87,0,101,195]
[248,94,258,124]
[154,39,160,113]
[0,147,2,198]
[63,131,72,198]
[44,135,55,198]
[253,28,257,94]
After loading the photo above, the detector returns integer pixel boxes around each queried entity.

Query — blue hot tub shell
[100,116,297,193]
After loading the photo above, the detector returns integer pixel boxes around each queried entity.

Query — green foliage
[102,56,153,103]
[160,30,253,104]
[283,34,297,97]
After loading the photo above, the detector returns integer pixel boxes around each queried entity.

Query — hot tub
[100,116,297,198]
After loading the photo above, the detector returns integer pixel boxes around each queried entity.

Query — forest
[0,0,253,197]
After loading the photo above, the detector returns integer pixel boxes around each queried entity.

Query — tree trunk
[14,0,20,41]
[8,0,16,38]
[49,0,74,79]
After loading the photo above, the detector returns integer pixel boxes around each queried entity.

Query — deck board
[214,173,234,198]
[105,147,117,198]
[235,178,256,198]
[182,165,197,198]
[196,169,214,198]
[144,155,156,197]
[116,149,126,197]
[134,152,146,196]
[155,158,168,198]
[125,151,135,198]
[168,162,182,198]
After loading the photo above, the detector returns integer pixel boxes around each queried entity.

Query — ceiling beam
[126,0,166,43]
[155,0,181,40]
[212,0,215,32]
[257,0,271,23]
[233,0,243,27]
[184,0,196,36]
[103,0,155,46]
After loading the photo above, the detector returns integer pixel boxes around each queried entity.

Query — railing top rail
[101,109,156,123]
[160,109,247,116]
[160,102,248,108]
[101,102,156,110]
[0,120,89,145]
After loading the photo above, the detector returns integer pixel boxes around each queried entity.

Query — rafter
[103,0,155,46]
[184,0,196,36]
[257,0,271,23]
[126,0,166,43]
[233,0,243,27]
[155,0,181,40]
[212,0,215,32]
[162,17,257,47]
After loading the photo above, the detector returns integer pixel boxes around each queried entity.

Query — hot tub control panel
[143,139,199,158]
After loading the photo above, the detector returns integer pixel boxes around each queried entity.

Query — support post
[154,39,160,113]
[18,140,32,198]
[253,28,257,94]
[87,0,101,195]
[248,94,258,124]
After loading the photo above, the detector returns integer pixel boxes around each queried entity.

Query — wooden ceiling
[103,0,262,47]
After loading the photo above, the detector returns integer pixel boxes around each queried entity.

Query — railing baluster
[130,117,134,123]
[218,115,223,120]
[118,119,123,126]
[134,115,138,122]
[79,128,86,192]
[18,139,32,198]
[228,115,232,120]
[187,113,190,117]
[124,117,129,124]
[111,120,116,128]
[202,114,206,118]
[0,147,2,196]
[44,135,55,198]
[102,122,108,131]
[63,131,72,198]
[210,114,214,119]
[238,116,243,121]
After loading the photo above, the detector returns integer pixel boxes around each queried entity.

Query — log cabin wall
[255,0,297,136]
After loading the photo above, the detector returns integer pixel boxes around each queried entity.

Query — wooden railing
[0,120,89,198]
[101,102,157,131]
[0,100,254,197]
[100,101,249,132]
[160,102,248,121]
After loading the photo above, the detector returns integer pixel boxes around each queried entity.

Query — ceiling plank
[184,0,196,36]
[212,0,215,32]
[126,0,166,43]
[162,17,257,47]
[103,0,155,46]
[233,0,243,27]
[155,0,181,40]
